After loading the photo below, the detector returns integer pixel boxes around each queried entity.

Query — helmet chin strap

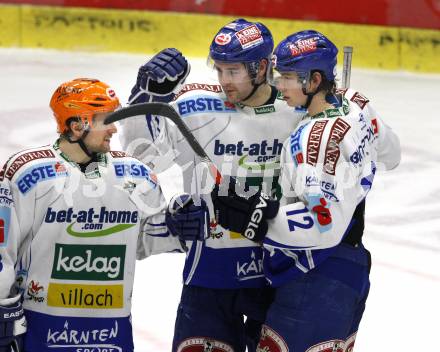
[302,87,318,110]
[242,80,264,103]
[64,124,94,159]
[241,61,267,103]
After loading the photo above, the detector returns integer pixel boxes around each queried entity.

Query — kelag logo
[52,244,126,281]
[44,207,138,237]
[16,161,67,194]
[113,162,157,188]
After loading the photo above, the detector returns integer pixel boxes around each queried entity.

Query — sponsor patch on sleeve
[4,149,55,180]
[173,83,223,100]
[323,118,350,175]
[350,92,369,109]
[307,120,328,166]
[110,151,127,158]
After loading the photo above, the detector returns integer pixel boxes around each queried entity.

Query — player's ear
[310,71,323,91]
[257,59,269,81]
[66,117,84,138]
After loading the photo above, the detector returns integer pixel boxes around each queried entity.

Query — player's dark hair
[313,70,336,95]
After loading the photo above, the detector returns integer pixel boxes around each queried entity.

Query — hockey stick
[342,46,353,89]
[104,102,222,184]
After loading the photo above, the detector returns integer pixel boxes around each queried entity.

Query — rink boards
[0,4,439,73]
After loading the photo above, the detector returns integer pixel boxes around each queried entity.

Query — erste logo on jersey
[235,24,263,49]
[113,161,157,188]
[290,125,307,166]
[177,95,236,117]
[16,161,68,194]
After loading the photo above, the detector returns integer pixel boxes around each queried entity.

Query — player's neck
[308,92,333,117]
[59,137,92,164]
[242,84,272,107]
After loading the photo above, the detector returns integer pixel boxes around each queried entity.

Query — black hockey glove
[129,48,190,104]
[211,179,280,242]
[166,193,209,243]
[0,298,25,352]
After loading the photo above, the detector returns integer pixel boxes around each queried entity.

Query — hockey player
[212,31,401,351]
[0,78,208,352]
[120,18,304,352]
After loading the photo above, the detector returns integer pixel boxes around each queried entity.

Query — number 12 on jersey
[286,206,314,232]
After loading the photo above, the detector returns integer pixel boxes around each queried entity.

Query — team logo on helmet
[289,37,318,56]
[106,88,116,98]
[214,33,232,45]
[235,24,263,49]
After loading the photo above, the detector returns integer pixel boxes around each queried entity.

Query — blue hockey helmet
[209,18,274,64]
[272,30,338,81]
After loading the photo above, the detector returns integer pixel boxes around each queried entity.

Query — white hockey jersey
[263,89,401,286]
[120,83,304,288]
[0,141,182,351]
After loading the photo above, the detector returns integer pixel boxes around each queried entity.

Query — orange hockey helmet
[50,78,120,134]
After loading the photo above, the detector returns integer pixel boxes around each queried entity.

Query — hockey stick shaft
[342,46,353,89]
[105,102,222,184]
